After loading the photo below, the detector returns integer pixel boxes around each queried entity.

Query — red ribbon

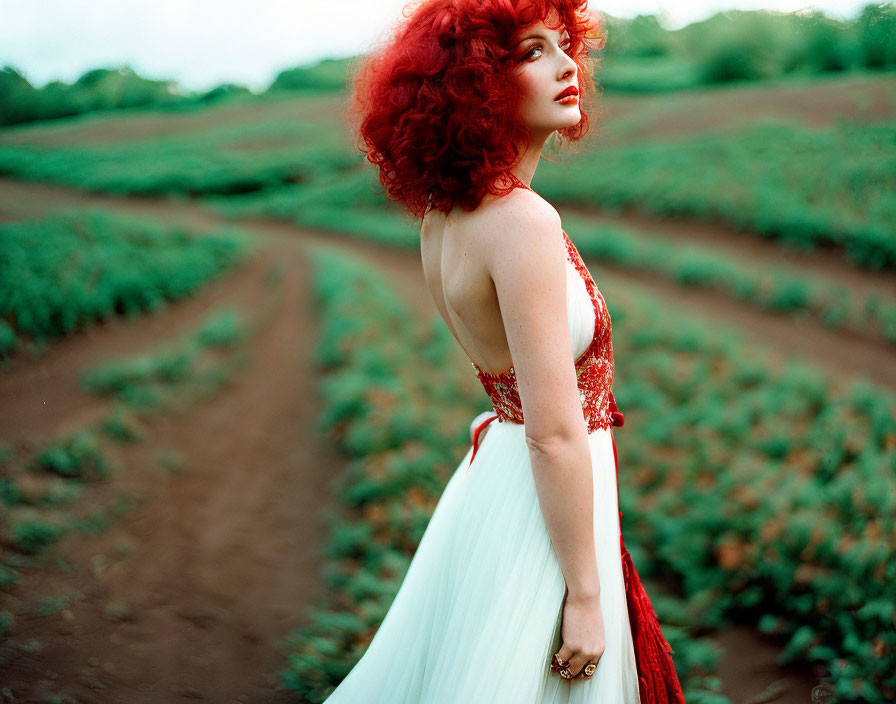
[468,412,498,468]
[609,389,626,428]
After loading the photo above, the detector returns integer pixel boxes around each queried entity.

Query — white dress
[323,229,643,703]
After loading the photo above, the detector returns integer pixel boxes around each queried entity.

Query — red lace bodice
[471,229,624,434]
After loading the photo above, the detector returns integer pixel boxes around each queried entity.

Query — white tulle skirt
[323,418,642,703]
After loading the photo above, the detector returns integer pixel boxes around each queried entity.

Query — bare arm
[484,194,599,601]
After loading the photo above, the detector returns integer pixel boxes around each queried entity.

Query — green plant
[11,520,65,554]
[26,431,112,480]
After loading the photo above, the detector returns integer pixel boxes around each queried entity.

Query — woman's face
[509,13,580,140]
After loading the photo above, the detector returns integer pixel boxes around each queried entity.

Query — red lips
[554,85,579,100]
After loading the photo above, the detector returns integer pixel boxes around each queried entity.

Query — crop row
[606,286,895,702]
[0,305,252,648]
[278,245,732,703]
[1,102,891,272]
[560,212,896,346]
[536,120,896,272]
[212,179,896,352]
[0,209,251,360]
[282,244,895,702]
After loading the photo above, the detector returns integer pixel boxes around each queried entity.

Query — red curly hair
[346,0,607,221]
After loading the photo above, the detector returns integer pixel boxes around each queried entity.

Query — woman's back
[419,187,563,377]
[326,188,647,704]
[331,1,687,699]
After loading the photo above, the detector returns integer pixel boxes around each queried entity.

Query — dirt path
[3,74,890,702]
[560,203,896,313]
[2,74,891,153]
[0,244,284,447]
[0,94,340,149]
[0,227,338,702]
[0,177,868,703]
[598,73,896,146]
[12,177,893,392]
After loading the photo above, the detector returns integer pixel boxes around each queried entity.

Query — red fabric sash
[468,412,498,467]
[468,393,687,702]
[610,423,687,703]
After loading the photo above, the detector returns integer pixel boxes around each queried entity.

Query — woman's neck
[510,132,550,188]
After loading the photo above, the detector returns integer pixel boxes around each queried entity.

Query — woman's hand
[550,590,606,680]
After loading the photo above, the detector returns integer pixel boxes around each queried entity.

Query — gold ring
[550,654,569,671]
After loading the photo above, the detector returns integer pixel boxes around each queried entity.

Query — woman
[326,0,687,701]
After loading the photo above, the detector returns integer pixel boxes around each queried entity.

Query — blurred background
[0,1,894,703]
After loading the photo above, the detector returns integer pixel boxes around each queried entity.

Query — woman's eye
[524,46,543,60]
[523,39,572,60]
[524,42,572,60]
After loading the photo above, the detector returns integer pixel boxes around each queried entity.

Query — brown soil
[712,625,831,704]
[4,178,890,391]
[1,73,892,152]
[561,203,896,313]
[0,94,346,149]
[2,70,891,700]
[0,222,338,702]
[597,72,896,146]
[0,178,854,702]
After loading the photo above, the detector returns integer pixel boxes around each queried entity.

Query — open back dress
[322,221,687,704]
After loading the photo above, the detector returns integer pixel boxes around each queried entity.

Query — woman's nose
[558,61,575,82]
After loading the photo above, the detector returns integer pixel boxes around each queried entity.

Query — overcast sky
[2,0,874,93]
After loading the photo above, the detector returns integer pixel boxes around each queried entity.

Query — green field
[1,6,894,702]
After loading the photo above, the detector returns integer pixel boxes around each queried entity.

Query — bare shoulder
[478,189,581,442]
[477,188,563,271]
